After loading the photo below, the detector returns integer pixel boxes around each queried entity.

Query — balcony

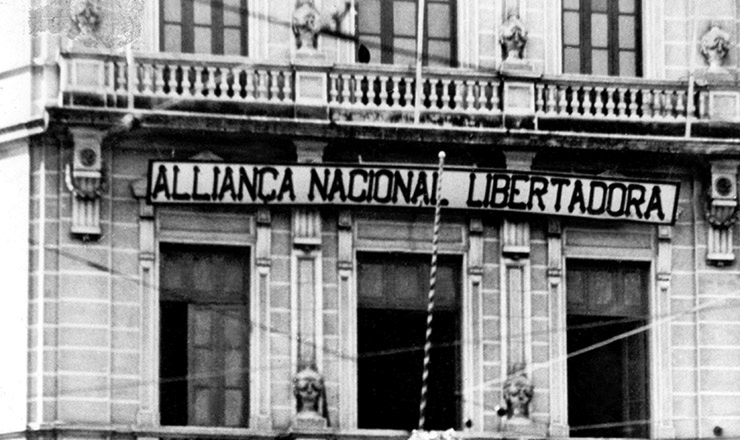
[56,51,740,140]
[10,425,506,440]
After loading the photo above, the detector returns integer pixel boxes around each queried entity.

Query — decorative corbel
[65,127,106,237]
[706,160,739,265]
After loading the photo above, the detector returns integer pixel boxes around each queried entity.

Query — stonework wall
[480,220,502,431]
[269,209,294,428]
[663,0,740,79]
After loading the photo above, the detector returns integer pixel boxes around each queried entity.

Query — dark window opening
[562,0,642,76]
[160,244,250,427]
[160,0,249,56]
[356,0,458,67]
[357,252,461,430]
[566,259,650,438]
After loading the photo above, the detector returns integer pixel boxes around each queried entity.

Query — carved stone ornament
[700,25,732,72]
[293,365,328,427]
[503,364,534,420]
[499,12,528,61]
[292,0,351,52]
[29,0,144,49]
[408,429,459,440]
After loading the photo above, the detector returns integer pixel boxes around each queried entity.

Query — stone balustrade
[58,51,737,135]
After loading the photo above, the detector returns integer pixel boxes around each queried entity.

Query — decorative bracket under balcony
[706,160,739,265]
[65,127,106,238]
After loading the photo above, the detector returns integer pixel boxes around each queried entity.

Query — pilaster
[130,179,158,426]
[337,210,357,429]
[464,217,485,431]
[653,225,676,439]
[291,139,327,428]
[546,219,568,437]
[251,208,273,429]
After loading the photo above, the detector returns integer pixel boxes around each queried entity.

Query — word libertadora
[148,163,677,223]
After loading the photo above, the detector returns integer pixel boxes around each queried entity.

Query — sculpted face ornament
[293,365,325,419]
[499,12,528,61]
[292,0,351,52]
[503,367,534,420]
[700,25,732,72]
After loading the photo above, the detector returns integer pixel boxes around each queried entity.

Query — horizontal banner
[147,161,680,225]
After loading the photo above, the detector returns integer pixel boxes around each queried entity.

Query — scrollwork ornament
[65,163,107,201]
[29,0,144,49]
[705,198,740,230]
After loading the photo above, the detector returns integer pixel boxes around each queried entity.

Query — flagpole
[418,151,445,430]
[412,0,427,124]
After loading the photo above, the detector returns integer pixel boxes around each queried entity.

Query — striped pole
[418,151,446,430]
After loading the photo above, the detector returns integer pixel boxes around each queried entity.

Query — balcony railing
[8,425,504,440]
[58,51,736,136]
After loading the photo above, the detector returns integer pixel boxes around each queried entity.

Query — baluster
[105,59,115,106]
[391,76,402,108]
[698,89,708,119]
[491,79,500,112]
[196,67,208,96]
[616,88,627,118]
[231,67,243,100]
[365,75,377,106]
[257,70,269,101]
[440,79,452,111]
[205,67,217,98]
[582,86,593,117]
[180,66,192,96]
[153,64,165,96]
[329,73,339,104]
[628,88,639,119]
[466,80,476,112]
[400,77,411,109]
[352,75,364,106]
[340,74,351,105]
[244,69,255,101]
[428,79,439,109]
[219,67,231,99]
[640,89,652,119]
[378,75,388,107]
[675,90,686,119]
[544,85,556,115]
[653,90,664,119]
[116,61,127,95]
[270,71,280,102]
[453,79,464,112]
[166,64,178,96]
[605,87,616,117]
[568,85,580,116]
[592,86,604,117]
[282,71,292,102]
[557,85,568,115]
[141,63,153,95]
[535,84,545,114]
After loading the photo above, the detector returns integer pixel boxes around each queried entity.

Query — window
[566,260,649,438]
[562,0,641,76]
[357,253,461,430]
[161,0,248,55]
[160,244,250,427]
[356,0,457,67]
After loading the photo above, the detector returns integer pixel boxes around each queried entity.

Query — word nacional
[148,161,680,225]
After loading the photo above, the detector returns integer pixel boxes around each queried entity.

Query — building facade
[2,1,740,439]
